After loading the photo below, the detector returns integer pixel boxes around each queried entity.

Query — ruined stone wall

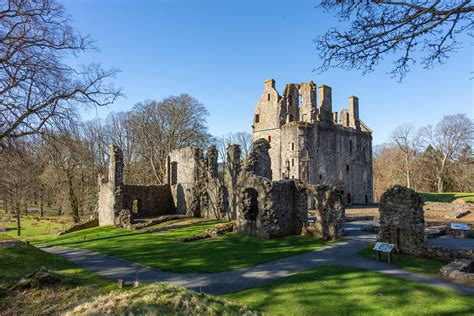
[168,147,202,214]
[377,185,426,255]
[122,184,174,217]
[244,138,272,179]
[97,145,124,226]
[235,173,307,239]
[303,184,345,240]
[378,185,474,261]
[97,145,176,226]
[168,146,232,220]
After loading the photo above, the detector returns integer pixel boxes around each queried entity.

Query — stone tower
[252,79,373,205]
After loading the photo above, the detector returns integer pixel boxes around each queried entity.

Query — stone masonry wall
[303,184,345,240]
[377,185,425,255]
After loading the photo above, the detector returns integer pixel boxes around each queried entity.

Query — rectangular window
[346,164,350,172]
[267,93,271,101]
[291,142,294,150]
[255,114,260,123]
[349,140,353,153]
[291,159,294,167]
[268,135,271,143]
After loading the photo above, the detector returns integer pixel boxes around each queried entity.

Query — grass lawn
[420,192,474,203]
[358,245,445,278]
[0,243,115,314]
[36,220,329,273]
[224,265,474,315]
[0,214,72,240]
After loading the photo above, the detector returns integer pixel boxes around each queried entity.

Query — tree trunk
[405,154,411,189]
[437,155,447,193]
[67,172,80,224]
[437,175,444,193]
[40,194,44,217]
[15,202,21,236]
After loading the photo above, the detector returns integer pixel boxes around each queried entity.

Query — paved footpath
[40,239,474,296]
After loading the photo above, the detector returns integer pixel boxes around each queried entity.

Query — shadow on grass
[39,221,328,273]
[225,265,474,315]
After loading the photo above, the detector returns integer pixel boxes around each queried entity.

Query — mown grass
[420,192,474,203]
[224,265,474,315]
[357,245,445,277]
[36,220,329,273]
[0,244,115,314]
[0,214,71,240]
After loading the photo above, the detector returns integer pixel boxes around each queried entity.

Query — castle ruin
[95,78,360,239]
[253,79,373,205]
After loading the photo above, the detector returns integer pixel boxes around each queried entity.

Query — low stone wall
[424,201,472,219]
[345,215,376,222]
[423,246,474,262]
[439,259,474,285]
[59,218,99,235]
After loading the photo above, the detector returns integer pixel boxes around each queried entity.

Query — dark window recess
[347,193,351,204]
[319,174,323,180]
[346,164,350,172]
[365,195,368,204]
[268,135,271,143]
[349,140,353,153]
[171,162,178,185]
[291,142,294,150]
[292,159,294,167]
[288,94,292,105]
[267,93,271,101]
[243,188,258,220]
[289,114,294,122]
[255,114,260,123]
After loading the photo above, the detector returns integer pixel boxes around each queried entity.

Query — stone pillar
[207,145,218,178]
[226,144,241,219]
[377,185,426,255]
[244,138,272,179]
[318,85,332,122]
[108,145,124,187]
[299,81,316,123]
[348,96,360,129]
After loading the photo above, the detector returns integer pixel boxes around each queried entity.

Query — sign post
[373,242,395,263]
[450,223,469,230]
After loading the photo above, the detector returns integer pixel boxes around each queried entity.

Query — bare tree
[422,114,473,192]
[390,124,423,188]
[0,0,121,144]
[316,1,474,80]
[215,132,252,164]
[130,94,210,184]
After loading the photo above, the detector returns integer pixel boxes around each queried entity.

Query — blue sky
[63,0,473,145]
